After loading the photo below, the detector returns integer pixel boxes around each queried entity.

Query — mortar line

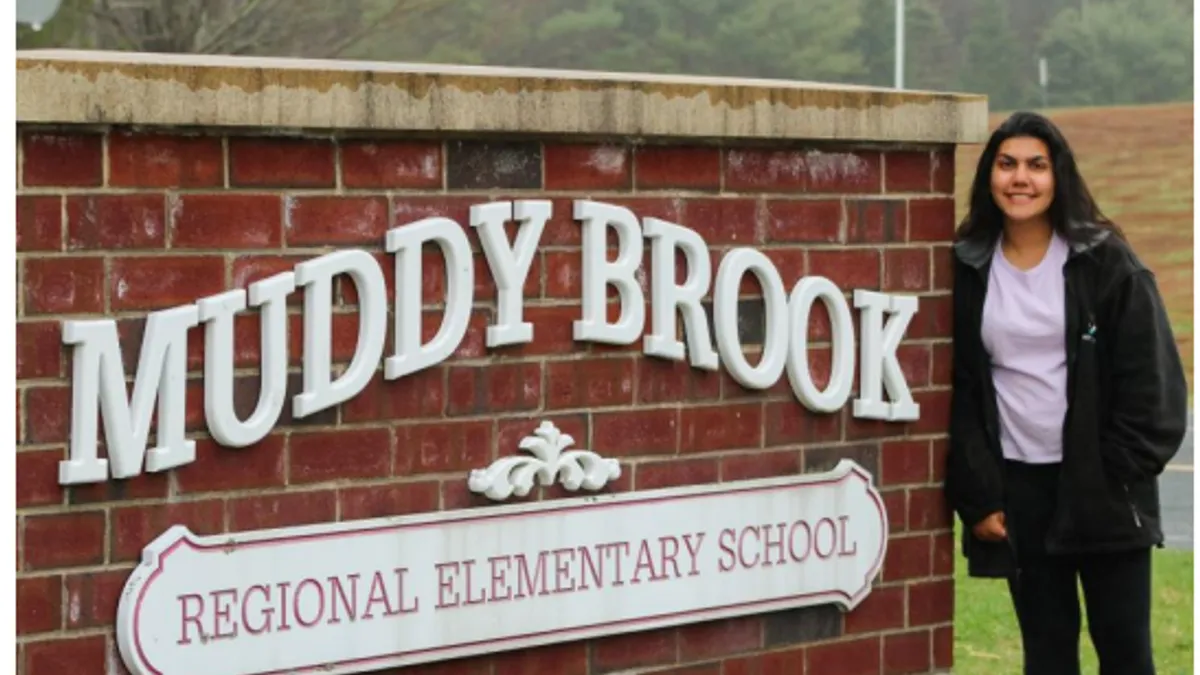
[222,136,230,189]
[904,198,912,242]
[164,192,173,250]
[629,141,639,195]
[102,503,112,567]
[928,149,936,193]
[17,128,24,190]
[879,148,888,195]
[58,192,67,255]
[718,143,727,195]
[334,137,344,195]
[100,130,110,188]
[440,140,449,194]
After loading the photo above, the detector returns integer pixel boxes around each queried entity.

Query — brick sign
[18,50,973,675]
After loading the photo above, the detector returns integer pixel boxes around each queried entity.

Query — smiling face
[990,136,1055,225]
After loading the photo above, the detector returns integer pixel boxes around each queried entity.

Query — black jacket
[944,222,1189,578]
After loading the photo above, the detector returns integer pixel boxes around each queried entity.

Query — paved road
[1161,411,1193,550]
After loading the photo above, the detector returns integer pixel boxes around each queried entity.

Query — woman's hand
[972,511,1008,541]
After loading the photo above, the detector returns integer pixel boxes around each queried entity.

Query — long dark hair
[956,110,1123,245]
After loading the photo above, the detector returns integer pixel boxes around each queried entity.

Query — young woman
[943,111,1189,675]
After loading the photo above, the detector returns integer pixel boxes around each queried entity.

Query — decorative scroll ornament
[468,421,621,501]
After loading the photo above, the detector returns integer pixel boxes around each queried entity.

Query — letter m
[59,306,199,484]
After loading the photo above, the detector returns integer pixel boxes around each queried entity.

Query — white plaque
[116,460,887,675]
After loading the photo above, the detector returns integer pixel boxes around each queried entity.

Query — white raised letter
[853,290,920,421]
[787,277,856,412]
[574,200,644,345]
[386,217,473,379]
[642,217,718,370]
[294,251,387,418]
[471,200,548,347]
[59,306,199,484]
[713,249,788,389]
[197,272,294,447]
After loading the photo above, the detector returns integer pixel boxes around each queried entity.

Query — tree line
[19,0,1193,111]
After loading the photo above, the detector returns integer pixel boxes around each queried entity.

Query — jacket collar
[952,220,1111,269]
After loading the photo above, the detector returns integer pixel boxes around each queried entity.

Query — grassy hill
[954,103,1194,393]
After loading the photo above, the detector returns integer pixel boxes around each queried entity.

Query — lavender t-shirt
[981,233,1070,464]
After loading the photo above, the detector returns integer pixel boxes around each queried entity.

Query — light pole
[895,0,906,89]
[1038,57,1049,108]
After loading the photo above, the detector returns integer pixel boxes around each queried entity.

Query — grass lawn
[954,533,1195,674]
[954,102,1194,396]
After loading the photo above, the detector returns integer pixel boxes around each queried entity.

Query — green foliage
[854,0,957,90]
[1038,0,1193,107]
[415,0,867,84]
[710,0,865,82]
[18,0,463,58]
[14,0,1194,109]
[17,0,93,49]
[618,0,745,75]
[959,0,1037,108]
[854,0,896,87]
[904,0,957,91]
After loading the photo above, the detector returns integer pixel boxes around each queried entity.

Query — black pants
[1004,460,1156,675]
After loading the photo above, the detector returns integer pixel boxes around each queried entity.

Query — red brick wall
[16,126,957,675]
